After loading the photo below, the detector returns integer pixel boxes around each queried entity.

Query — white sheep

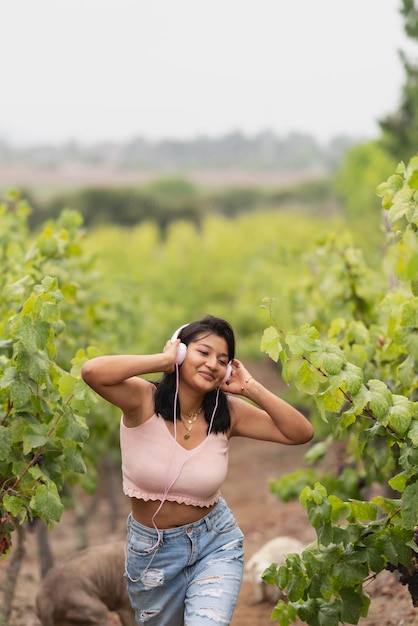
[245,536,306,603]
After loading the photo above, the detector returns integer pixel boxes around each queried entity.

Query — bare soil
[2,363,418,625]
[0,165,321,190]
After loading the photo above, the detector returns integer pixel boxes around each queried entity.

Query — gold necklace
[179,406,203,440]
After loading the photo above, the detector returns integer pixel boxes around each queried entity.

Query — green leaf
[402,480,418,527]
[55,412,89,443]
[407,420,418,446]
[29,482,64,525]
[339,410,357,429]
[58,372,76,397]
[285,556,307,601]
[262,562,280,585]
[329,495,351,522]
[361,539,386,572]
[300,482,328,507]
[276,563,289,589]
[397,301,418,358]
[295,359,320,394]
[306,497,332,528]
[376,525,414,568]
[0,366,17,389]
[408,168,418,189]
[332,557,368,587]
[10,316,50,354]
[388,471,409,492]
[388,185,413,223]
[260,326,282,362]
[296,598,319,624]
[0,426,12,461]
[15,349,49,380]
[319,350,346,375]
[344,385,369,415]
[397,355,416,388]
[2,494,26,517]
[315,599,341,626]
[340,587,371,622]
[343,363,364,395]
[271,600,298,626]
[387,403,412,436]
[367,379,392,418]
[22,424,50,454]
[286,324,321,356]
[10,378,34,409]
[62,443,87,473]
[348,499,378,521]
[315,387,345,415]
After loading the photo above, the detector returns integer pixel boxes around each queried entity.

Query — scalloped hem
[123,487,220,508]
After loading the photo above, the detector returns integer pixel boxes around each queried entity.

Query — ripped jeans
[124,496,244,625]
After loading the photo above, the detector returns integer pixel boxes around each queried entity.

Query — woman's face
[181,332,229,389]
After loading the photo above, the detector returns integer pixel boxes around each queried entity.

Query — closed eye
[198,349,227,366]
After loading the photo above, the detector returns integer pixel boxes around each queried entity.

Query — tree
[379,0,418,160]
[333,140,395,223]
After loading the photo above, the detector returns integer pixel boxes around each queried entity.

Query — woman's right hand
[162,338,181,372]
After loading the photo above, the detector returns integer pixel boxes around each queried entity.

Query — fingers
[164,338,179,352]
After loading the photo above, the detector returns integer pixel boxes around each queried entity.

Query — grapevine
[261,156,418,624]
[0,192,98,554]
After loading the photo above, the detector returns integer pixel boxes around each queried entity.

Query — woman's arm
[225,359,313,445]
[81,341,180,422]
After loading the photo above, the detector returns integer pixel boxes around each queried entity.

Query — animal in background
[35,541,136,626]
[245,535,306,603]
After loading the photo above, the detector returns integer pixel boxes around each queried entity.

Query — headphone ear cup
[175,342,187,365]
[170,324,189,365]
[221,362,232,385]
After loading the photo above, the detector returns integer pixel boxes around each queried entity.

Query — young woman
[81,315,313,626]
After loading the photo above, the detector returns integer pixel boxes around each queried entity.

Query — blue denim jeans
[124,496,244,625]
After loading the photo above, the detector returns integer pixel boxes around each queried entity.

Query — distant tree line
[0,131,355,172]
[26,176,339,237]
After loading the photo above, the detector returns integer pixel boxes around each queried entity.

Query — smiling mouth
[198,370,216,381]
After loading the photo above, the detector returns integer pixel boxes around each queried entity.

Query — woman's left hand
[221,358,254,396]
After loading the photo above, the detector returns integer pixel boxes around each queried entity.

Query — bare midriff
[130,496,217,529]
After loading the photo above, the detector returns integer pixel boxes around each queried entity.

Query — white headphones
[170,324,232,384]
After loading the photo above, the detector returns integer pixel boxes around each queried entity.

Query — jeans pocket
[125,541,156,584]
[127,528,156,556]
[212,508,239,535]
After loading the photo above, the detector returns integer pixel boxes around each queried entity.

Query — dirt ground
[2,362,418,625]
[0,165,319,190]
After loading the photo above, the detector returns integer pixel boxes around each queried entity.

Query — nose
[205,354,218,370]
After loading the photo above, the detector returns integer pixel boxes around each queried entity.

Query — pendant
[184,433,190,440]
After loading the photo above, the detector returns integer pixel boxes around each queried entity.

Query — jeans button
[187,527,193,533]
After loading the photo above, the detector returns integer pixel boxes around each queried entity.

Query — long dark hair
[154,315,235,434]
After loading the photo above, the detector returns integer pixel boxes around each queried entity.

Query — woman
[81,315,313,626]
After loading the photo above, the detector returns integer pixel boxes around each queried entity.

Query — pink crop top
[120,414,229,507]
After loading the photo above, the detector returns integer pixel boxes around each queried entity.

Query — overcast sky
[1,0,413,146]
